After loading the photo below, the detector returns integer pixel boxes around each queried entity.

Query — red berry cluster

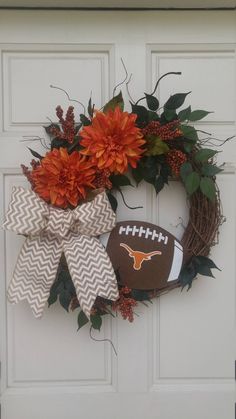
[49,105,77,144]
[166,149,187,177]
[142,120,182,141]
[21,159,40,188]
[112,286,137,322]
[94,169,112,190]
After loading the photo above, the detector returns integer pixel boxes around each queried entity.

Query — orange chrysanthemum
[80,106,145,174]
[31,148,96,208]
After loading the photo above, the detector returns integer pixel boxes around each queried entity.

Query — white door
[0,9,235,419]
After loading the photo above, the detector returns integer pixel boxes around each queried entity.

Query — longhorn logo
[120,243,162,270]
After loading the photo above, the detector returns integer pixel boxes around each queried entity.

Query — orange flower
[80,106,145,174]
[31,148,96,208]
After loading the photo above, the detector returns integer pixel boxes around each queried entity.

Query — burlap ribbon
[3,187,119,318]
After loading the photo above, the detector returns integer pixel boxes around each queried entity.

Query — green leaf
[77,310,89,331]
[180,162,193,182]
[87,97,94,118]
[74,124,82,135]
[201,163,223,177]
[48,291,58,307]
[131,103,149,126]
[107,192,118,212]
[59,289,72,312]
[103,91,124,113]
[160,163,171,183]
[58,268,71,281]
[143,175,155,186]
[200,177,216,201]
[185,171,200,195]
[58,268,73,289]
[132,165,144,185]
[51,138,68,150]
[183,143,194,154]
[194,256,220,271]
[143,156,158,183]
[91,314,102,331]
[195,264,215,278]
[163,108,177,122]
[64,277,76,295]
[178,106,191,122]
[164,92,191,110]
[49,278,63,296]
[27,148,43,160]
[189,110,212,121]
[55,281,64,294]
[181,125,198,142]
[148,111,160,122]
[145,93,159,111]
[154,175,165,194]
[80,114,91,126]
[195,148,218,163]
[146,136,169,156]
[179,263,196,290]
[67,136,83,153]
[131,289,150,301]
[110,174,133,188]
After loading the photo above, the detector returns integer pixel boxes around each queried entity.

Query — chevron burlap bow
[3,187,119,318]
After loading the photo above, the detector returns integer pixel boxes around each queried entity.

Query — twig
[50,84,86,114]
[21,135,50,150]
[118,188,143,210]
[199,135,235,147]
[126,73,135,104]
[135,71,182,105]
[113,58,129,97]
[89,326,117,356]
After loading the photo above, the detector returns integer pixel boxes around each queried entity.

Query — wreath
[4,71,226,333]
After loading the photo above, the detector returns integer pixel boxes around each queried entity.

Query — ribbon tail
[7,235,62,318]
[64,235,119,319]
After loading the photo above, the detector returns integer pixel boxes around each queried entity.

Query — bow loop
[3,187,119,318]
[3,186,48,236]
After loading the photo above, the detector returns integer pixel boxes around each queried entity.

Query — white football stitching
[118,225,168,245]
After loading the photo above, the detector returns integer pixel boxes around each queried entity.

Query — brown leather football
[104,221,183,290]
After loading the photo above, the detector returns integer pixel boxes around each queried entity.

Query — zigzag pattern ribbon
[3,187,119,318]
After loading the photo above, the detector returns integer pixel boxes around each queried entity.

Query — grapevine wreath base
[3,70,227,332]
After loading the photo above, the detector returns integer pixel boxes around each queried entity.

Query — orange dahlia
[80,106,145,174]
[31,148,96,208]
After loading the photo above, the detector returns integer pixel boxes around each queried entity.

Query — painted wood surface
[0,10,235,419]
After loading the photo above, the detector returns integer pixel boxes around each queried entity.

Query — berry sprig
[94,169,112,190]
[142,120,182,141]
[49,105,77,144]
[112,286,137,322]
[166,149,187,177]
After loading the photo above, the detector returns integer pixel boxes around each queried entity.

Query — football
[103,221,184,290]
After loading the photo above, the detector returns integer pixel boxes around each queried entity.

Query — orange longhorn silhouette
[120,243,162,270]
